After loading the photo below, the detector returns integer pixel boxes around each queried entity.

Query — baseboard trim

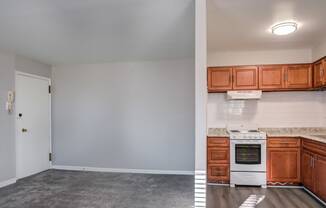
[207,183,229,186]
[303,187,326,206]
[267,185,303,189]
[0,178,16,189]
[52,165,194,175]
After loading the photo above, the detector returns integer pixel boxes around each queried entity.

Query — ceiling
[208,0,326,52]
[0,0,194,65]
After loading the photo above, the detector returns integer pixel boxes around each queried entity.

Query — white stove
[228,127,267,188]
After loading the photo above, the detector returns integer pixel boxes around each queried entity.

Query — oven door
[230,139,266,172]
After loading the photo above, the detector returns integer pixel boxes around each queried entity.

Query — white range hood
[227,90,262,100]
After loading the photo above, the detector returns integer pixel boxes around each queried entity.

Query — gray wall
[15,55,52,78]
[0,51,15,182]
[52,59,195,171]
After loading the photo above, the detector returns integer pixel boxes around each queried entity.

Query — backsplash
[207,91,326,128]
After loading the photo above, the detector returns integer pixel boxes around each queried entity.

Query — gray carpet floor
[0,170,194,208]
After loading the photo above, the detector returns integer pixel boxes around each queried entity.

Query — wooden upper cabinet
[259,66,285,90]
[314,59,325,88]
[207,67,232,92]
[285,64,312,89]
[208,63,315,92]
[232,66,258,90]
[315,154,326,201]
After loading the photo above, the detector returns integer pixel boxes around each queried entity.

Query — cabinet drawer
[207,147,229,164]
[268,138,301,148]
[302,139,326,156]
[207,137,229,147]
[207,164,229,182]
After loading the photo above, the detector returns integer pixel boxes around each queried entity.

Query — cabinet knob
[22,128,28,133]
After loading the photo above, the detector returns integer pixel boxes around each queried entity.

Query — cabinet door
[302,150,314,191]
[207,67,232,92]
[315,154,326,201]
[207,164,229,182]
[285,64,312,89]
[267,148,300,183]
[259,66,285,90]
[207,147,229,164]
[314,60,325,88]
[232,66,258,90]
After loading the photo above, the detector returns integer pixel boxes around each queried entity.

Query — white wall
[312,38,326,61]
[208,92,326,128]
[195,0,207,172]
[52,59,195,172]
[0,51,15,183]
[208,48,312,66]
[15,55,52,78]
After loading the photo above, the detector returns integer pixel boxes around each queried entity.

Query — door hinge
[48,85,51,94]
[49,153,52,161]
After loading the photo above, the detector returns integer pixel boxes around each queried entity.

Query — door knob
[22,128,28,133]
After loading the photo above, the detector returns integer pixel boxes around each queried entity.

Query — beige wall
[312,38,326,61]
[207,48,312,66]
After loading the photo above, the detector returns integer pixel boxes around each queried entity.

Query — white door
[16,72,51,179]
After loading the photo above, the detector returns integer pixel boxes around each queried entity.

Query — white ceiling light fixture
[272,22,298,36]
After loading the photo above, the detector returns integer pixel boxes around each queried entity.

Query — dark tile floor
[0,170,194,208]
[207,185,325,208]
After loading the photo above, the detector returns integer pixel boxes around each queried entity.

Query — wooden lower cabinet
[315,154,326,201]
[267,147,300,184]
[302,139,326,202]
[207,137,230,183]
[267,138,301,185]
[302,150,314,191]
[207,136,326,202]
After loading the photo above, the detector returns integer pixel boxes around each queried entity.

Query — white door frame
[15,71,52,178]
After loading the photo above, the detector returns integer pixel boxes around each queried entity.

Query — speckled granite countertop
[207,128,228,137]
[208,127,326,144]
